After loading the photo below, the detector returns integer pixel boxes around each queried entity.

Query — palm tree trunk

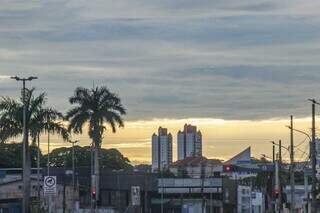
[94,141,100,205]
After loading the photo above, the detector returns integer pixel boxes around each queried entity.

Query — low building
[169,156,222,178]
[224,147,251,166]
[222,147,264,180]
[157,178,223,212]
[283,185,311,212]
[237,185,252,213]
[251,191,265,213]
[0,168,77,212]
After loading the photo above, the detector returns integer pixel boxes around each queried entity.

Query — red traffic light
[224,165,233,172]
[92,189,96,199]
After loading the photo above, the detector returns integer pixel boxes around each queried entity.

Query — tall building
[152,127,173,172]
[177,124,202,160]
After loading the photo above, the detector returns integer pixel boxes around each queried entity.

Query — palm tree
[0,88,69,202]
[66,86,126,205]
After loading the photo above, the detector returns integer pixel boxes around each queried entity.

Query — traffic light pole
[278,140,282,212]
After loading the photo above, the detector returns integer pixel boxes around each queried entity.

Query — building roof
[224,147,251,165]
[171,156,222,167]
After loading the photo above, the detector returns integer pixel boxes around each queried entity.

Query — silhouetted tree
[66,86,126,200]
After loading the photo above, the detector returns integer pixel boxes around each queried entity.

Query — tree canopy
[0,143,41,168]
[44,146,132,170]
[66,86,126,147]
[0,143,132,170]
[0,88,69,144]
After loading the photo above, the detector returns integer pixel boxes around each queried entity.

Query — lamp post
[308,99,320,212]
[68,139,79,212]
[11,76,37,213]
[286,125,314,212]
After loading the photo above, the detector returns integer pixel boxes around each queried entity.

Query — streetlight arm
[261,154,272,160]
[285,126,312,142]
[271,141,290,152]
[10,76,20,80]
[308,99,320,106]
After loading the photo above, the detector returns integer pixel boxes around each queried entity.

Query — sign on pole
[131,186,140,206]
[44,176,57,196]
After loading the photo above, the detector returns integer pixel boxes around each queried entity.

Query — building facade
[170,156,222,178]
[177,124,202,160]
[152,127,173,172]
[237,185,252,213]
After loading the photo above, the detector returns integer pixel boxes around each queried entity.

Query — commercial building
[152,127,173,172]
[177,124,202,160]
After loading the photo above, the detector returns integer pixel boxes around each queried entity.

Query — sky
[1,1,320,164]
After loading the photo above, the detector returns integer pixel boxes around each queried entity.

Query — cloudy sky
[1,1,320,163]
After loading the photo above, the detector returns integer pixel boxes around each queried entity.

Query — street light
[68,139,79,212]
[11,76,37,213]
[261,154,273,161]
[285,126,311,142]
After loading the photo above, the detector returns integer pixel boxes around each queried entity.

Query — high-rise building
[177,124,202,160]
[152,127,173,172]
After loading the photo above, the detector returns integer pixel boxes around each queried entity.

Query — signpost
[44,176,57,195]
[131,186,140,206]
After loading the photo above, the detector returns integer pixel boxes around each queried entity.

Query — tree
[0,88,69,201]
[66,86,126,204]
[43,146,132,170]
[0,142,42,168]
[0,88,69,144]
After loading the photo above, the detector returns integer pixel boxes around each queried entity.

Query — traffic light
[274,189,279,198]
[223,164,234,172]
[92,189,96,200]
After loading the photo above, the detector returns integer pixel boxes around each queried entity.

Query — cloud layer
[1,1,320,120]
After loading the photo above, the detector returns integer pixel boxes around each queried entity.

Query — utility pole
[309,99,319,212]
[278,140,282,212]
[272,143,276,211]
[279,140,282,164]
[68,139,79,212]
[290,115,295,213]
[273,144,275,163]
[275,155,279,212]
[11,76,37,213]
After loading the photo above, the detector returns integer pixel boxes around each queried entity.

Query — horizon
[5,116,313,165]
